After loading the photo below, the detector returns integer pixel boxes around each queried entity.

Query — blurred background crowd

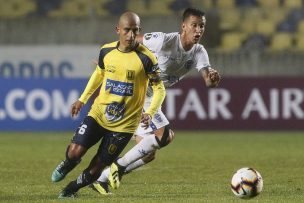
[1,0,304,76]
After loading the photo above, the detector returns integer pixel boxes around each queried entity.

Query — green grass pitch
[0,131,304,203]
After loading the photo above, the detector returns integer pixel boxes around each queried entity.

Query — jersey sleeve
[78,65,104,104]
[79,48,108,104]
[194,46,211,72]
[143,32,165,53]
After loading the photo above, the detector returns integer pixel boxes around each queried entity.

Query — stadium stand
[1,0,304,52]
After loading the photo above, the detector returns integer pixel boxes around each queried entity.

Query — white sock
[97,167,110,182]
[117,134,159,167]
[125,159,145,173]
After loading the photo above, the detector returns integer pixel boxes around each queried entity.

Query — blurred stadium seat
[92,0,110,16]
[268,32,293,52]
[48,0,90,18]
[215,0,235,8]
[294,34,304,51]
[1,0,304,53]
[218,32,245,51]
[283,0,302,9]
[127,0,173,16]
[0,0,36,18]
[218,8,241,31]
[190,0,213,10]
[255,19,276,37]
[256,0,281,8]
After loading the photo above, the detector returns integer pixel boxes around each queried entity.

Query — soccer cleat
[89,181,112,195]
[108,162,125,189]
[58,189,77,199]
[51,160,73,182]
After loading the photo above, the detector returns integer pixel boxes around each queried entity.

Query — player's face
[116,20,141,50]
[182,15,206,44]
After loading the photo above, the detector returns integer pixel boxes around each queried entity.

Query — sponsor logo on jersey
[144,33,152,40]
[105,79,133,96]
[126,70,135,80]
[185,60,193,70]
[105,102,125,122]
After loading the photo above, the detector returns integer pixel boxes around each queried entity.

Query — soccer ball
[231,167,263,199]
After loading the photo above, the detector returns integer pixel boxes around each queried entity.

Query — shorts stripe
[150,121,157,131]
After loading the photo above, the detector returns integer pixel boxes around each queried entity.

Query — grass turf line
[0,131,303,203]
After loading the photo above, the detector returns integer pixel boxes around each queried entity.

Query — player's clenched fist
[71,100,84,118]
[140,113,152,129]
[207,67,220,87]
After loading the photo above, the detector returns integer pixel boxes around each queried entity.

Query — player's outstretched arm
[201,67,221,87]
[145,79,166,124]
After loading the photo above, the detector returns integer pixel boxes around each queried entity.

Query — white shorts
[135,96,169,137]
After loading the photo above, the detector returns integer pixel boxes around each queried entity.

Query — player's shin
[51,146,82,182]
[117,134,160,167]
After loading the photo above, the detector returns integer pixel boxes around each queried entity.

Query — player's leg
[93,128,173,193]
[59,130,132,198]
[108,121,175,189]
[51,116,102,182]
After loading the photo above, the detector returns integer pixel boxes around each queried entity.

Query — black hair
[182,8,205,22]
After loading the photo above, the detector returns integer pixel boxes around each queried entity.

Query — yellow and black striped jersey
[79,41,165,133]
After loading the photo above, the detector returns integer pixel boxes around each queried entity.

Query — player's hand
[206,68,220,87]
[71,100,84,118]
[140,113,152,129]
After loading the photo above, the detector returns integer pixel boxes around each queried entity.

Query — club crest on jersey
[106,65,116,73]
[105,102,125,122]
[184,60,193,70]
[126,70,135,80]
[108,144,117,154]
[105,79,133,96]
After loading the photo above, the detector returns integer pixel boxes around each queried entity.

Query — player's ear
[181,23,186,30]
[115,26,120,34]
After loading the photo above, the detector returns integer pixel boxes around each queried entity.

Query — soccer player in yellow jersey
[51,11,166,198]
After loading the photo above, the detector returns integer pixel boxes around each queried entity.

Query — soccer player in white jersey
[92,8,221,195]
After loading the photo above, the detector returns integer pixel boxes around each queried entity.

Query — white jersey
[143,32,211,88]
[136,32,211,136]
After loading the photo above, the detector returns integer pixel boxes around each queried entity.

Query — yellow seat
[243,7,263,21]
[297,20,304,33]
[149,0,174,16]
[126,0,152,16]
[218,8,241,31]
[218,32,245,51]
[127,0,174,16]
[239,19,257,36]
[263,8,288,24]
[268,33,293,52]
[256,19,276,37]
[190,0,213,10]
[216,0,235,8]
[92,0,110,17]
[48,0,89,18]
[294,34,304,51]
[284,0,302,9]
[257,0,280,8]
[0,0,36,18]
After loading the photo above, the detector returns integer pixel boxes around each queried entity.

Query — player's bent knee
[155,125,172,148]
[67,144,87,160]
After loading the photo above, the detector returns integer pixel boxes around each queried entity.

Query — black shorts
[72,116,132,165]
